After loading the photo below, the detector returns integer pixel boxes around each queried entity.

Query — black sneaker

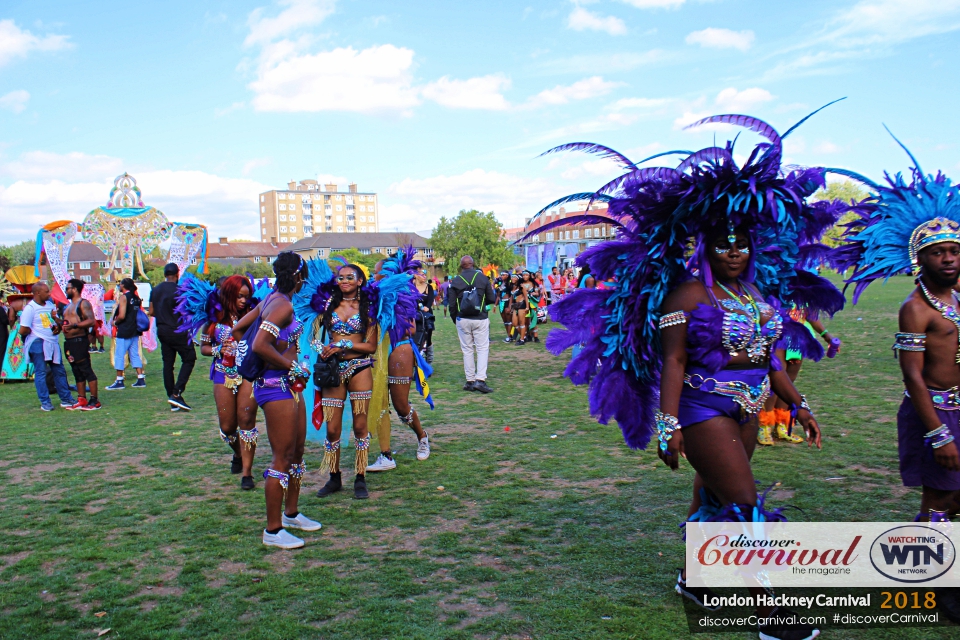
[168,394,191,411]
[354,474,369,500]
[463,381,477,392]
[757,607,820,640]
[240,476,255,491]
[316,472,342,497]
[533,336,540,343]
[503,336,513,343]
[230,456,243,474]
[131,377,146,389]
[675,570,722,611]
[473,380,493,394]
[516,339,525,345]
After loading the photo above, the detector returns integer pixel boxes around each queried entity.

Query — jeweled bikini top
[330,310,363,335]
[717,296,782,363]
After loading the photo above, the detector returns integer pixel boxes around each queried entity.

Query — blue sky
[2,0,960,242]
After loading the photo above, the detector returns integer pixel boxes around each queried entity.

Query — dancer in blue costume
[526,107,857,640]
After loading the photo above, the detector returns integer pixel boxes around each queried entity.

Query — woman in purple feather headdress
[530,106,856,638]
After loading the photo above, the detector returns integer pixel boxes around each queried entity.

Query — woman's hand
[221,339,237,357]
[657,430,684,470]
[320,344,343,360]
[797,409,822,449]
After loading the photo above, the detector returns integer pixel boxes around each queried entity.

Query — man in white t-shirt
[20,282,75,411]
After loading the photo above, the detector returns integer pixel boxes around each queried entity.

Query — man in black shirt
[449,255,497,394]
[149,263,196,411]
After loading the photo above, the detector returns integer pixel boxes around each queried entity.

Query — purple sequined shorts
[678,367,770,428]
[209,361,225,385]
[898,391,960,491]
[253,371,296,406]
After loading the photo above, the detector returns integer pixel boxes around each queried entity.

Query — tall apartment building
[258,179,379,243]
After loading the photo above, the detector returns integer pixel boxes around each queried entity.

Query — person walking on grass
[106,278,146,390]
[21,282,75,411]
[450,255,496,394]
[149,263,196,410]
[62,279,101,411]
[438,275,451,318]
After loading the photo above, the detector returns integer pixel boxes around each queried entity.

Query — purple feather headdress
[175,274,219,338]
[531,102,854,449]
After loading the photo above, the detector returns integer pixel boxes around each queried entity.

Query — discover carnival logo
[869,525,956,583]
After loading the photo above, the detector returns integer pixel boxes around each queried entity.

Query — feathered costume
[528,108,849,451]
[831,142,960,511]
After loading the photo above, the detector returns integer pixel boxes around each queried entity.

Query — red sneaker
[81,399,101,411]
[65,398,88,411]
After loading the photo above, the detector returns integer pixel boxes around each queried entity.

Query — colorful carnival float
[1,265,39,381]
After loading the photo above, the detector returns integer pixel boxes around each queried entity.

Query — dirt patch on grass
[4,462,65,485]
[206,560,247,588]
[849,464,894,477]
[435,584,510,630]
[85,498,109,514]
[0,551,31,571]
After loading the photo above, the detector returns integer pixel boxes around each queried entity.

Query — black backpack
[456,272,485,316]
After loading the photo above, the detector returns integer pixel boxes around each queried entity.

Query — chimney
[270,237,277,245]
[287,180,296,190]
[348,183,358,193]
[325,183,338,193]
[559,207,565,215]
[218,237,228,244]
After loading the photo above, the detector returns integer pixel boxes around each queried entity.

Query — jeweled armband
[925,424,956,449]
[893,332,926,354]
[658,311,687,330]
[260,321,281,338]
[333,339,354,350]
[287,360,310,382]
[211,343,222,359]
[655,410,681,452]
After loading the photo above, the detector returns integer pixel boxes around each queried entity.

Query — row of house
[511,203,617,269]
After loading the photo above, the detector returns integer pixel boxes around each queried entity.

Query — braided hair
[322,264,370,336]
[273,251,307,294]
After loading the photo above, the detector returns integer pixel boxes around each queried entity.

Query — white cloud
[686,28,755,51]
[0,19,71,67]
[242,157,273,175]
[813,141,842,154]
[0,152,269,242]
[525,76,622,108]
[249,44,420,113]
[560,158,628,181]
[821,0,960,46]
[619,0,686,8]
[0,90,29,113]
[245,0,336,46]
[714,87,775,112]
[566,7,628,35]
[607,96,670,111]
[422,75,511,110]
[382,169,560,231]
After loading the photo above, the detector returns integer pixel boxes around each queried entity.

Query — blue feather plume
[175,274,218,338]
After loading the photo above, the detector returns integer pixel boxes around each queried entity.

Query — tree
[429,209,517,270]
[1,240,36,267]
[812,179,871,248]
[329,248,388,273]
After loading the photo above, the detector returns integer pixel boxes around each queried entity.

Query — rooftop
[288,232,429,252]
[206,240,291,260]
[67,242,107,262]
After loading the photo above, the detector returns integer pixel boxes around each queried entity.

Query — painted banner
[541,242,557,271]
[168,223,208,275]
[525,245,540,271]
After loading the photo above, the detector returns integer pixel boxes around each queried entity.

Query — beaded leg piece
[355,434,371,474]
[220,429,238,446]
[319,440,341,474]
[263,468,290,495]
[288,462,306,491]
[914,509,951,522]
[321,397,344,424]
[400,407,416,424]
[238,426,259,450]
[387,376,412,386]
[350,390,372,415]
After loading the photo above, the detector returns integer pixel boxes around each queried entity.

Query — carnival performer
[62,279,100,411]
[176,274,260,490]
[1,266,37,382]
[365,251,433,472]
[232,252,320,549]
[496,271,514,343]
[758,310,841,446]
[310,264,379,499]
[531,109,853,640]
[521,270,544,343]
[414,268,436,364]
[509,274,528,345]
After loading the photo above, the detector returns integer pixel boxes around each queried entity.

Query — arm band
[655,410,681,452]
[893,332,926,354]
[260,321,281,338]
[925,424,956,449]
[658,311,687,330]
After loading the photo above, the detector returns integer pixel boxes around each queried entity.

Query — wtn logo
[879,543,944,569]
[870,526,956,583]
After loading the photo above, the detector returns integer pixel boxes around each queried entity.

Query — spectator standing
[449,256,496,394]
[20,283,75,411]
[149,263,196,410]
[548,266,562,304]
[62,279,101,410]
[107,278,146,390]
[438,276,451,317]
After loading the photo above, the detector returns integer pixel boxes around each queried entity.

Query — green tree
[812,179,871,248]
[329,248,388,273]
[1,240,36,267]
[429,209,517,270]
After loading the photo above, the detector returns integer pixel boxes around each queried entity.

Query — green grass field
[0,276,952,639]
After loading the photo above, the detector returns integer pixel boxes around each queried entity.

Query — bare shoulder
[899,288,932,331]
[662,279,709,314]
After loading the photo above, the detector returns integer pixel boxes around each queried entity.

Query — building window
[318,249,325,257]
[335,194,342,200]
[280,226,288,232]
[290,226,297,232]
[337,226,343,232]
[546,232,554,241]
[279,214,287,221]
[254,256,261,263]
[279,204,287,211]
[79,262,91,270]
[288,202,296,211]
[289,214,296,221]
[262,227,266,236]
[81,275,92,283]
[359,226,366,232]
[260,195,265,202]
[359,205,365,212]
[281,236,288,242]
[279,193,286,199]
[572,230,580,239]
[99,261,108,268]
[261,216,266,223]
[360,248,370,255]
[600,226,605,236]
[303,203,311,210]
[302,195,310,202]
[325,205,332,212]
[585,229,592,238]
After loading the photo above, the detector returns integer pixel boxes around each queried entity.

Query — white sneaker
[417,434,431,461]
[366,453,397,472]
[281,512,322,532]
[262,528,304,549]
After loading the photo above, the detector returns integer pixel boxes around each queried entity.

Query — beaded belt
[684,373,771,414]
[905,387,960,411]
[254,374,289,392]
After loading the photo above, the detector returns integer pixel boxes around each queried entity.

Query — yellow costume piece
[369,330,393,452]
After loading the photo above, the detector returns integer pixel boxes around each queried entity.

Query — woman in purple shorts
[232,252,320,549]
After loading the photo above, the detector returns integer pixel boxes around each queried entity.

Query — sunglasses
[337,274,358,281]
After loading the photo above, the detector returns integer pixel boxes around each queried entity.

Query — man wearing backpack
[450,255,497,394]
